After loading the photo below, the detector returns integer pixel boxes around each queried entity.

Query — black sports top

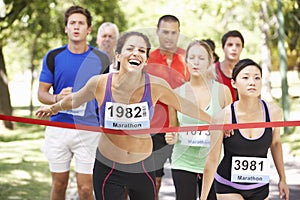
[215,100,272,190]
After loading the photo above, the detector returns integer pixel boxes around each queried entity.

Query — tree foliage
[0,0,126,128]
[0,0,299,128]
[0,0,37,129]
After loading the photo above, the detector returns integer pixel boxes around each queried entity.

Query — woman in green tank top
[165,40,232,200]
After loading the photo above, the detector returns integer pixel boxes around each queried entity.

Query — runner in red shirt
[143,15,189,199]
[215,30,244,101]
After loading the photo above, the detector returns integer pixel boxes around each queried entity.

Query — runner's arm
[269,103,289,200]
[200,113,225,200]
[36,75,101,118]
[155,79,211,123]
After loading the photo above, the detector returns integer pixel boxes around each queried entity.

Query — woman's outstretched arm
[36,75,101,118]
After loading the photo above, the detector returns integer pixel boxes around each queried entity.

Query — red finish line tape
[0,114,300,135]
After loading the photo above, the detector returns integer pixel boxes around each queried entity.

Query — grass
[0,120,51,200]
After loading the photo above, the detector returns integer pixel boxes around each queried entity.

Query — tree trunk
[29,56,34,117]
[29,31,42,116]
[0,44,13,129]
[259,1,273,102]
[277,0,290,133]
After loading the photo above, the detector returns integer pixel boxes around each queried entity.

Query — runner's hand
[165,132,178,144]
[35,106,56,118]
[278,180,289,200]
[56,87,72,102]
[224,129,234,138]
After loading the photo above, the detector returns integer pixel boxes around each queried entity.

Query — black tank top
[216,100,273,183]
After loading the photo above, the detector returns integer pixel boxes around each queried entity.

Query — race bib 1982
[104,102,150,130]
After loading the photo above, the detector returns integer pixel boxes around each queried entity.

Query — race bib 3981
[231,156,270,183]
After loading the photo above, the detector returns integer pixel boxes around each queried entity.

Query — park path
[66,144,300,200]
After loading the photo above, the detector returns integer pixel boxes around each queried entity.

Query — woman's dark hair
[116,31,151,57]
[232,58,262,81]
[64,5,92,27]
[203,39,219,63]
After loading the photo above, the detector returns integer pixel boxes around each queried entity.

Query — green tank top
[171,80,222,173]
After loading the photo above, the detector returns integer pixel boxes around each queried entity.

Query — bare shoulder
[148,74,168,84]
[213,104,231,124]
[147,73,174,104]
[147,73,170,89]
[93,74,110,104]
[83,74,108,94]
[217,82,231,97]
[264,100,283,121]
[219,83,231,93]
[88,73,109,84]
[93,73,109,88]
[217,82,232,107]
[174,83,186,94]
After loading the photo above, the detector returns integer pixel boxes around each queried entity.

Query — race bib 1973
[179,128,210,147]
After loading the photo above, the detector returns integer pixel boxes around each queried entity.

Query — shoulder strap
[104,73,114,102]
[230,102,237,124]
[261,100,271,122]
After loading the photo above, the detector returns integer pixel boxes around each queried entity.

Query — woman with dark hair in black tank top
[200,59,289,200]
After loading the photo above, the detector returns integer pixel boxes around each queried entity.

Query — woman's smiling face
[118,35,148,72]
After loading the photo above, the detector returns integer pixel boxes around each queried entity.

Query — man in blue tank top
[37,6,109,200]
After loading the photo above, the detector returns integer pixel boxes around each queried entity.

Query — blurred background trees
[0,0,126,128]
[0,0,299,129]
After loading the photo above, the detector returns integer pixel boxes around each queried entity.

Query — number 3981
[234,160,263,171]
